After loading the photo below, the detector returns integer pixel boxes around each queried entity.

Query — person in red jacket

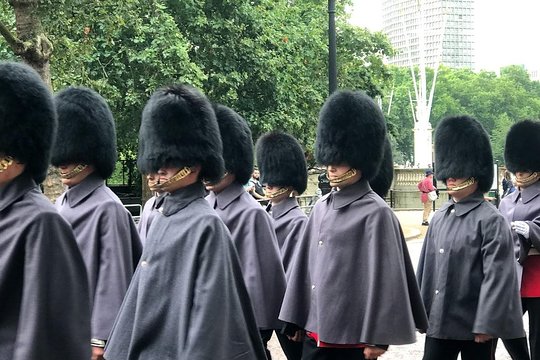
[418,169,437,225]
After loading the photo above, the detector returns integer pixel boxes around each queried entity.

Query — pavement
[267,210,517,360]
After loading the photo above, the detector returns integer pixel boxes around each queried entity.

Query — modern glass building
[382,0,475,69]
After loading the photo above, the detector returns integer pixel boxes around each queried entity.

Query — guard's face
[0,154,24,187]
[265,184,291,203]
[147,167,181,186]
[204,173,235,194]
[326,164,361,188]
[446,177,478,200]
[58,163,94,187]
[252,170,260,179]
[515,171,533,179]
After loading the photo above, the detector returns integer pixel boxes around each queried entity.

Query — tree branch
[0,20,26,54]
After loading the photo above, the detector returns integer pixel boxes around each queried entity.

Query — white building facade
[382,0,475,70]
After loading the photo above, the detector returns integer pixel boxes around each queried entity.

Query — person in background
[498,120,540,360]
[317,171,332,196]
[256,130,308,360]
[105,84,266,359]
[206,104,287,360]
[502,170,516,198]
[51,87,142,359]
[417,115,525,360]
[0,61,91,360]
[279,90,427,360]
[418,169,437,225]
[248,166,267,202]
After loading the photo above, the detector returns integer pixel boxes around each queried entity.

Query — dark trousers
[276,332,303,360]
[503,297,540,360]
[422,336,496,360]
[260,329,273,360]
[301,337,366,360]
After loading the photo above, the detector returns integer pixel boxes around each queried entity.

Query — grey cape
[279,179,427,345]
[499,180,540,265]
[56,173,142,341]
[137,194,165,248]
[0,174,91,360]
[105,182,266,359]
[207,182,287,330]
[417,191,525,340]
[267,197,307,278]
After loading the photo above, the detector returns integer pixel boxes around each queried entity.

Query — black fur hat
[255,131,308,195]
[370,136,394,198]
[0,61,56,183]
[213,104,253,185]
[504,120,540,173]
[434,115,493,193]
[52,87,117,179]
[315,90,386,181]
[137,84,224,183]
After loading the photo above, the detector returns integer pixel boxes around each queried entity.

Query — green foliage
[41,0,205,156]
[381,64,540,164]
[1,0,393,167]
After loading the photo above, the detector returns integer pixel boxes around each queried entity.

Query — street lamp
[328,0,337,95]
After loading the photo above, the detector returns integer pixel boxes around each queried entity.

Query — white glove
[512,221,530,239]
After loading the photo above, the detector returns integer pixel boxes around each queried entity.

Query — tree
[381,64,540,166]
[0,0,64,200]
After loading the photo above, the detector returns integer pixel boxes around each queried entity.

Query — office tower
[383,0,475,69]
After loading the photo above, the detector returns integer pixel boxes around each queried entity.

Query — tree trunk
[2,0,63,201]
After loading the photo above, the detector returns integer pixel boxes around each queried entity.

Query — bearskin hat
[51,87,117,179]
[0,61,56,183]
[370,136,394,198]
[137,84,224,182]
[255,131,308,195]
[213,104,253,185]
[434,115,493,193]
[504,120,540,173]
[315,90,386,181]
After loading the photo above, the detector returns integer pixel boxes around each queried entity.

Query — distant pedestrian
[417,115,525,360]
[498,120,540,360]
[248,167,267,202]
[0,61,91,360]
[317,171,332,196]
[418,169,436,225]
[502,170,516,198]
[279,90,427,360]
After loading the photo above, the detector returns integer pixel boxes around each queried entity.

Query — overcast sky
[348,0,540,71]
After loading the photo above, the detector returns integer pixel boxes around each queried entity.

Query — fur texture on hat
[213,104,253,185]
[504,119,540,173]
[315,90,386,181]
[137,84,224,182]
[0,61,56,183]
[52,87,117,178]
[434,115,493,193]
[255,131,308,195]
[370,136,393,198]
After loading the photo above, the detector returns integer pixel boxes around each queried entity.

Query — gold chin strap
[329,168,357,184]
[60,164,88,179]
[515,172,539,188]
[447,177,476,191]
[149,167,192,193]
[265,187,290,199]
[0,156,14,173]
